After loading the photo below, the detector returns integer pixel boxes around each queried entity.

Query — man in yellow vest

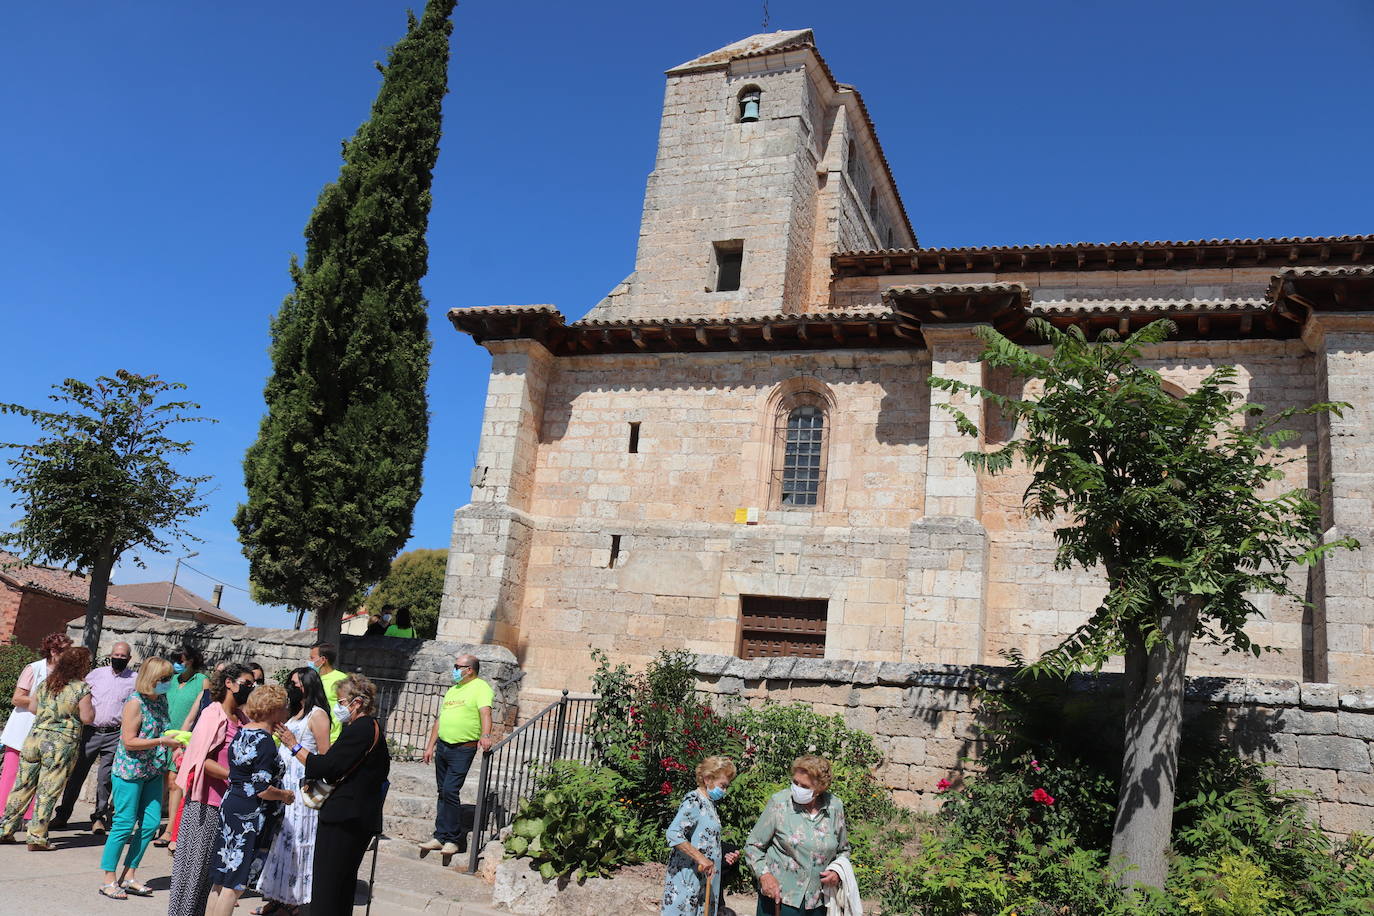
[310,642,349,744]
[419,653,493,856]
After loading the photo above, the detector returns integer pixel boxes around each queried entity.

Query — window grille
[773,402,826,508]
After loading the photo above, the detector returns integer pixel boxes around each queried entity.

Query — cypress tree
[236,0,456,644]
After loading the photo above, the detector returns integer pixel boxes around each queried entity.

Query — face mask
[452,667,466,684]
[309,660,320,670]
[172,662,186,675]
[154,680,172,696]
[333,702,353,724]
[382,615,393,624]
[110,657,130,674]
[233,682,254,705]
[707,786,727,802]
[790,783,815,805]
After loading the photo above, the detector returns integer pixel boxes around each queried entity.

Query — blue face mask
[309,660,320,670]
[154,680,172,696]
[452,667,466,684]
[707,786,727,802]
[172,662,185,675]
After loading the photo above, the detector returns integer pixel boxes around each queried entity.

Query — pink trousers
[0,746,37,820]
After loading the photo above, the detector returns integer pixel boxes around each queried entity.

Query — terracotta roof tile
[0,553,155,619]
[108,581,245,625]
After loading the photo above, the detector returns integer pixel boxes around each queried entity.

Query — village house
[0,552,158,650]
[107,580,245,626]
[439,30,1374,708]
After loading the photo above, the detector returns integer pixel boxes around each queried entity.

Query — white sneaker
[418,838,443,852]
[440,842,461,856]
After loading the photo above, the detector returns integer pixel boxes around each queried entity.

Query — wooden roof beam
[694,327,709,347]
[631,329,647,351]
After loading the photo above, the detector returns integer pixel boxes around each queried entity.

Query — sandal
[152,838,170,847]
[98,883,128,900]
[251,904,282,915]
[121,882,154,897]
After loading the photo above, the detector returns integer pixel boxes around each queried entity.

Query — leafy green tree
[235,0,455,645]
[363,547,445,638]
[930,319,1357,888]
[0,371,212,652]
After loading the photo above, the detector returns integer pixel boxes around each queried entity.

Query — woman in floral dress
[206,684,294,916]
[254,667,332,915]
[744,756,848,916]
[662,756,738,916]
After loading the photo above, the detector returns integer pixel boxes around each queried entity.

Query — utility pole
[161,551,198,619]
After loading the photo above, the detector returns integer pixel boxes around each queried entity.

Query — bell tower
[586,30,915,322]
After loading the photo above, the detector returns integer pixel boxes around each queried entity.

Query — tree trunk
[1110,594,1203,888]
[314,600,344,649]
[83,545,117,656]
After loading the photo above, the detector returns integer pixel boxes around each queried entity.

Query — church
[438,30,1374,708]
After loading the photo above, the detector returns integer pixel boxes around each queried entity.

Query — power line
[178,561,251,593]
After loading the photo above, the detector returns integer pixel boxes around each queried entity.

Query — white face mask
[333,702,353,724]
[790,782,815,805]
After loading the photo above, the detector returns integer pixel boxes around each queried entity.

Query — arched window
[868,186,879,222]
[771,392,829,508]
[737,86,762,122]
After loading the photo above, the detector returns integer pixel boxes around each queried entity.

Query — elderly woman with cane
[744,756,849,916]
[661,756,739,916]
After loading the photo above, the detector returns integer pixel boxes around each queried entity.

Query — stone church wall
[691,654,1374,836]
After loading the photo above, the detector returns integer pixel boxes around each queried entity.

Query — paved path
[0,821,501,915]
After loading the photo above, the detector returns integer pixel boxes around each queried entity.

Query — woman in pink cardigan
[166,663,254,916]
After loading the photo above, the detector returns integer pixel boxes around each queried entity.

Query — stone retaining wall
[691,654,1374,836]
[73,618,525,731]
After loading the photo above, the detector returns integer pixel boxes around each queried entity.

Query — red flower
[936,778,952,793]
[1031,788,1055,806]
[1030,759,1043,773]
[660,781,672,795]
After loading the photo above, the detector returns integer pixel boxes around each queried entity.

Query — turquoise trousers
[755,900,826,916]
[100,775,161,872]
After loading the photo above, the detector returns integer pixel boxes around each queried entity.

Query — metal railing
[371,676,449,759]
[466,689,599,873]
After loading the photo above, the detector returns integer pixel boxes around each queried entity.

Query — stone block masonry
[72,618,525,732]
[691,654,1374,836]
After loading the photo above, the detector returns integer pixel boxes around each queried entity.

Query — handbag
[300,719,379,810]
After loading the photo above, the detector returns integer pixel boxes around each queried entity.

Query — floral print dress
[210,727,283,891]
[744,789,848,911]
[661,789,722,916]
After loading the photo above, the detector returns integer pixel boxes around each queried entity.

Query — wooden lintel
[601,330,613,347]
[1164,250,1174,265]
[631,329,647,350]
[1289,246,1300,262]
[1195,247,1205,264]
[797,322,809,341]
[1106,249,1116,267]
[1076,250,1086,268]
[1049,250,1058,268]
[831,322,845,343]
[513,316,524,337]
[909,254,919,272]
[1256,246,1267,262]
[991,252,1002,269]
[937,253,946,270]
[1320,244,1331,262]
[1225,247,1235,265]
[963,254,974,270]
[1353,242,1365,260]
[762,323,774,343]
[694,327,709,347]
[660,328,678,350]
[1197,316,1211,335]
[883,256,893,272]
[1334,282,1348,305]
[728,327,742,346]
[1136,249,1145,267]
[867,321,879,339]
[1239,313,1253,334]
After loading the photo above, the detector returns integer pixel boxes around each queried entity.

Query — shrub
[503,760,651,880]
[0,640,38,718]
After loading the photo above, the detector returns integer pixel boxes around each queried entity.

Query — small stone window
[712,240,744,292]
[739,596,827,659]
[868,187,879,222]
[886,226,894,249]
[628,422,641,453]
[737,86,762,122]
[771,392,828,508]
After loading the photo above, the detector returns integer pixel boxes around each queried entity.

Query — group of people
[0,634,390,915]
[662,754,860,916]
[364,604,417,638]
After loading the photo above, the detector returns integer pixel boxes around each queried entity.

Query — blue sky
[2,1,1371,627]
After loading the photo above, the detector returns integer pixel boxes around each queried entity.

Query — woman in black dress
[278,673,390,914]
[206,684,294,916]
